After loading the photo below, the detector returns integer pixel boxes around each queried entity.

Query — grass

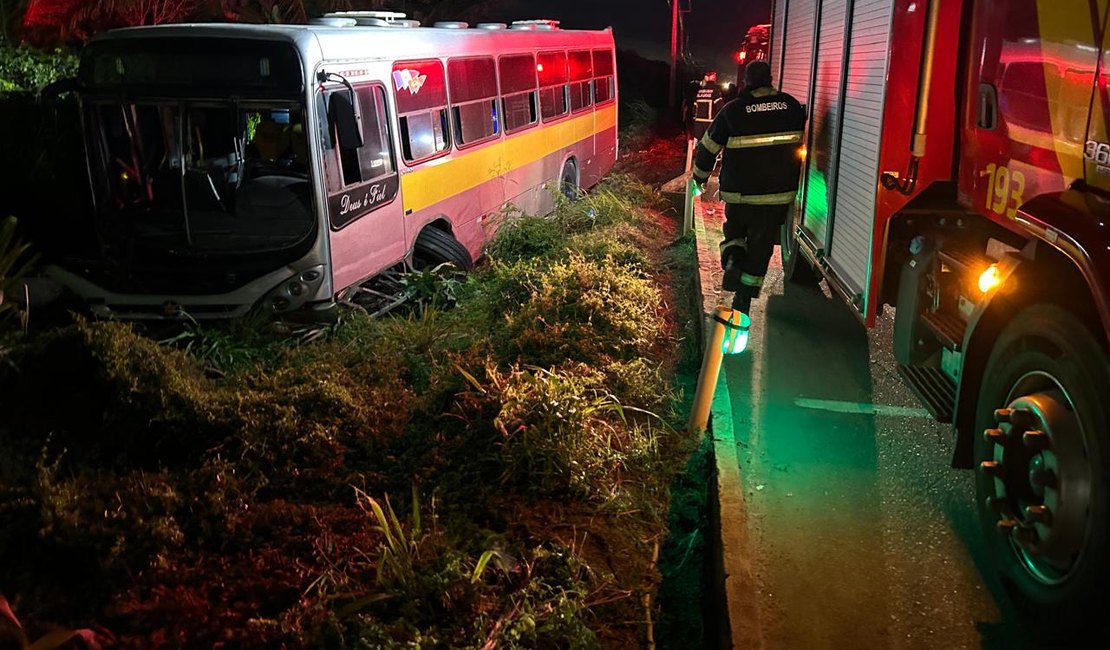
[0,174,702,648]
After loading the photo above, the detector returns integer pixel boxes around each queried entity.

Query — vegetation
[0,45,75,92]
[0,175,704,648]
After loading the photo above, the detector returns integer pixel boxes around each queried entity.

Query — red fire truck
[734,23,771,86]
[771,0,1110,620]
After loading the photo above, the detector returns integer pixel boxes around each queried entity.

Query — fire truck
[734,23,771,86]
[771,0,1110,622]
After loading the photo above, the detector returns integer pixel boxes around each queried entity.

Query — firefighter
[691,70,724,141]
[692,60,806,315]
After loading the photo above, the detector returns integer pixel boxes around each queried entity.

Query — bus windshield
[87,99,315,255]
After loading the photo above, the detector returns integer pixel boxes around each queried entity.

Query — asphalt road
[720,253,1041,649]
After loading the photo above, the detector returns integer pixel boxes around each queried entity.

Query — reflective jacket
[692,85,806,205]
[692,84,723,139]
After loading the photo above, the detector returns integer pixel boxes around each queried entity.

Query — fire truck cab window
[448,57,500,146]
[569,50,593,112]
[998,61,1052,131]
[592,50,614,104]
[499,54,539,133]
[538,51,569,121]
[393,59,450,163]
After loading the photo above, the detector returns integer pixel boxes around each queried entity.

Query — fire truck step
[896,364,956,423]
[921,310,966,351]
[936,248,984,274]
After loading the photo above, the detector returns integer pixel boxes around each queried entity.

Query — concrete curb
[688,187,765,650]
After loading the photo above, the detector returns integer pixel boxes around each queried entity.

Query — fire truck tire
[780,222,821,284]
[413,227,474,272]
[973,303,1110,629]
[560,159,579,201]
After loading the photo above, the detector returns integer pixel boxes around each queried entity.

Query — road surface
[720,253,1041,649]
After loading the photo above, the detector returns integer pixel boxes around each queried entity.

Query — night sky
[455,1,772,75]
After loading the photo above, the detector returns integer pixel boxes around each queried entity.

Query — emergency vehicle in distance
[734,23,770,86]
[772,0,1110,622]
[46,12,617,320]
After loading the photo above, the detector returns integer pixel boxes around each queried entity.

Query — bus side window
[321,85,396,188]
[448,57,499,147]
[499,54,538,133]
[592,49,615,104]
[569,50,593,112]
[393,59,451,164]
[538,51,569,121]
[354,86,396,183]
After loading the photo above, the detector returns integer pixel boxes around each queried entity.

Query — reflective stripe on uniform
[717,190,797,205]
[700,132,723,155]
[693,164,713,180]
[726,130,805,149]
[739,191,796,205]
[719,238,746,253]
[740,273,764,287]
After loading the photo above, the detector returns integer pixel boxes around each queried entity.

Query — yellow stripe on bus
[401,104,617,214]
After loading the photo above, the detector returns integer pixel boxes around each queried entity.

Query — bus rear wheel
[973,304,1110,630]
[560,159,579,201]
[780,221,821,284]
[413,226,473,272]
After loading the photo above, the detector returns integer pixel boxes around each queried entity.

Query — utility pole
[669,0,679,108]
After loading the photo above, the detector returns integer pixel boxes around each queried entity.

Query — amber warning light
[978,264,1003,293]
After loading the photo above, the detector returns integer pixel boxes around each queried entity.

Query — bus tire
[973,303,1110,631]
[560,159,579,201]
[413,226,473,272]
[780,221,821,284]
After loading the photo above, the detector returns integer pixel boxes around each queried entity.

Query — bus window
[538,51,569,121]
[393,59,450,163]
[320,84,399,229]
[499,54,538,133]
[593,49,615,104]
[322,85,395,188]
[448,57,499,147]
[569,50,593,112]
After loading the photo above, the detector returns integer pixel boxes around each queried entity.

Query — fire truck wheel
[560,159,579,201]
[780,222,820,284]
[973,303,1110,626]
[413,227,474,272]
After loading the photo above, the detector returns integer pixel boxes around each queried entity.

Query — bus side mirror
[328,91,363,150]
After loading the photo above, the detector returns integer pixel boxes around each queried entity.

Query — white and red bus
[49,12,618,319]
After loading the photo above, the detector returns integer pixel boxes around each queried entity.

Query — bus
[47,12,618,320]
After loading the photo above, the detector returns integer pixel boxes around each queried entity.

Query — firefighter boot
[731,290,753,315]
[720,238,747,292]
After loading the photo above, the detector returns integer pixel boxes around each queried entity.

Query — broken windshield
[88,99,316,255]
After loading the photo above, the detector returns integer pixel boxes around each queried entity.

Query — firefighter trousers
[719,202,791,299]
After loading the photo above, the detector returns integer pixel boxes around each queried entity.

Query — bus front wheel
[413,226,473,272]
[973,303,1110,631]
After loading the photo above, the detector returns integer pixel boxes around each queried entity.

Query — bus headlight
[263,265,327,313]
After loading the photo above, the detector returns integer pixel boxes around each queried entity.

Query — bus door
[498,53,543,209]
[568,50,597,182]
[318,81,405,291]
[591,48,618,176]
